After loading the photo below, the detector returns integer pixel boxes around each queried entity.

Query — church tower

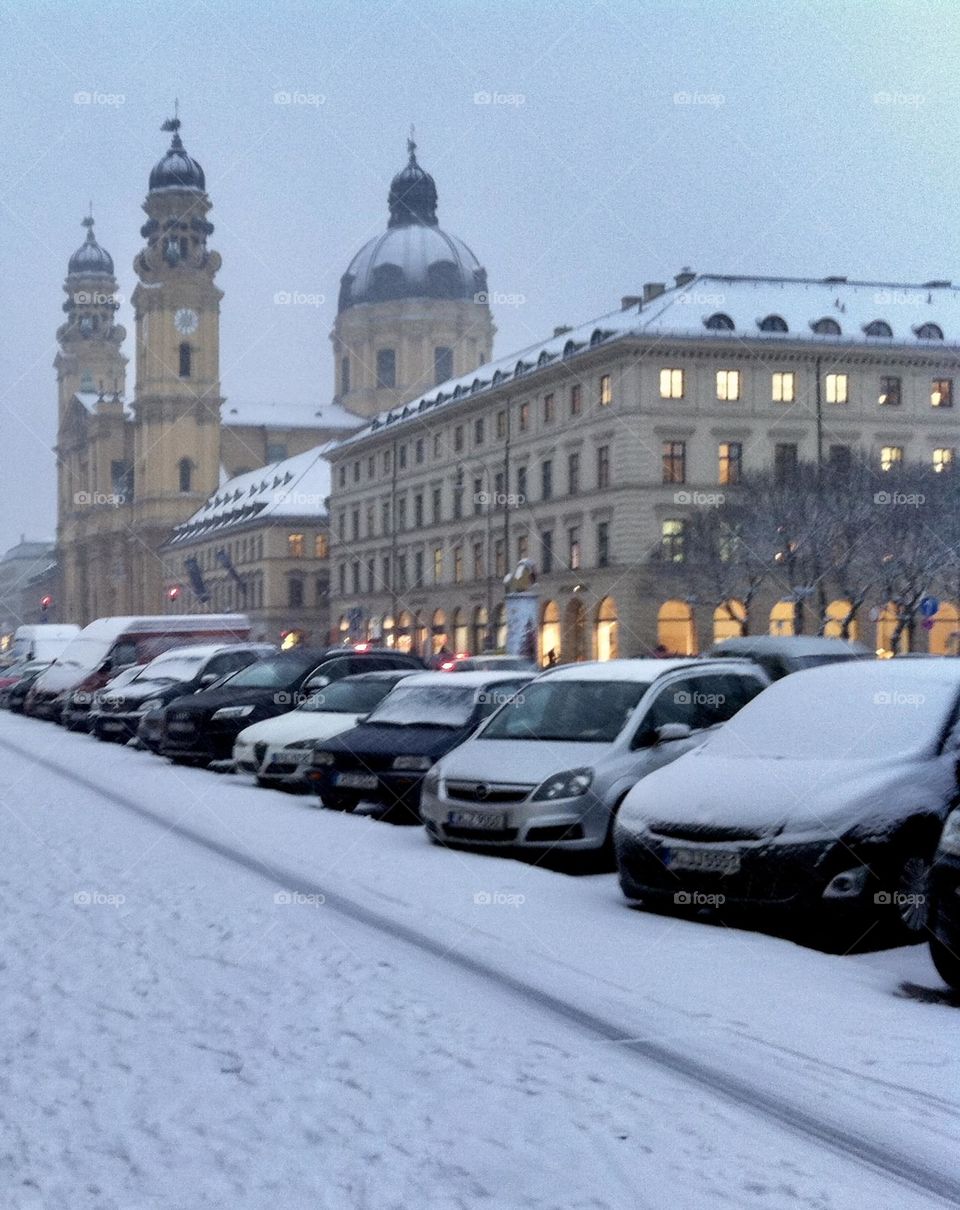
[332,137,495,418]
[128,114,223,612]
[54,213,129,622]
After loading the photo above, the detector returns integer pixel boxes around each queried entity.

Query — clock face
[174,308,199,335]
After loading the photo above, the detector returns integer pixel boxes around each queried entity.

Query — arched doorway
[452,607,468,653]
[540,601,561,665]
[566,597,588,662]
[396,609,413,653]
[431,608,448,655]
[928,602,960,655]
[713,599,746,643]
[769,600,795,636]
[876,602,909,656]
[658,599,697,654]
[337,615,349,645]
[824,599,858,640]
[381,614,395,648]
[594,597,619,660]
[472,605,488,653]
[413,611,428,659]
[493,603,507,651]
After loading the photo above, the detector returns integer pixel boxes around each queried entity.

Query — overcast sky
[1,0,958,556]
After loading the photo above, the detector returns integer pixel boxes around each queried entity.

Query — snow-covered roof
[75,390,133,419]
[334,272,960,449]
[221,401,363,431]
[169,444,332,544]
[542,658,696,682]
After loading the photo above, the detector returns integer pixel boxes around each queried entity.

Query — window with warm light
[825,373,848,404]
[660,368,684,399]
[880,445,903,471]
[568,527,581,570]
[661,519,686,562]
[933,447,955,473]
[772,371,795,402]
[314,533,329,559]
[433,546,443,583]
[599,374,612,406]
[287,533,304,558]
[879,376,901,406]
[932,378,953,408]
[716,370,741,401]
[662,440,686,484]
[718,441,742,485]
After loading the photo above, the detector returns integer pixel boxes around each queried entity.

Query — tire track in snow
[4,734,960,1208]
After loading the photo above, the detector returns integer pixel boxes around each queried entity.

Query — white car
[234,669,417,789]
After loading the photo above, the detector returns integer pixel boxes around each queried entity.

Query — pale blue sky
[1,0,957,554]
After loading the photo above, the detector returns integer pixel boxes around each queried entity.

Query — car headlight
[392,755,433,771]
[312,750,336,767]
[212,704,256,720]
[422,768,442,795]
[140,698,163,714]
[531,767,594,802]
[938,809,960,858]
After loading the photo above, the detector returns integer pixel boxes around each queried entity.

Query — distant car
[92,643,274,743]
[79,665,147,734]
[308,671,534,816]
[234,669,418,789]
[160,647,423,766]
[706,635,870,681]
[929,808,960,989]
[0,660,51,712]
[437,653,538,672]
[615,660,960,941]
[420,658,769,859]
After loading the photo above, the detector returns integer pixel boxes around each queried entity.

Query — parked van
[5,624,80,665]
[24,614,250,724]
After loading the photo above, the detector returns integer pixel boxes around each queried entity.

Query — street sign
[920,596,940,619]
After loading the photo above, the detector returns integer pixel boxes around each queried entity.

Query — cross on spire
[407,124,417,161]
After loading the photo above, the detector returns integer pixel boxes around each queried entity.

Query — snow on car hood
[31,662,96,695]
[438,737,613,786]
[236,711,362,747]
[618,747,955,838]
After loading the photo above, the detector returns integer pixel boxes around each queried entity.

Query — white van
[7,624,81,665]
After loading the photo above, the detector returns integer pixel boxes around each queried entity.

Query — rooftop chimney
[674,269,696,287]
[643,281,666,303]
[553,325,573,337]
[620,296,642,311]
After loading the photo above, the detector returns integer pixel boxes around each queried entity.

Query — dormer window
[758,314,788,332]
[704,312,735,331]
[864,320,892,338]
[916,323,944,340]
[812,317,842,335]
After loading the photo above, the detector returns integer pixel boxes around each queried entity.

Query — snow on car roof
[711,635,867,654]
[145,642,270,663]
[400,670,536,688]
[539,658,696,682]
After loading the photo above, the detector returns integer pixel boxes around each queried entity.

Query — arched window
[396,610,413,654]
[376,348,396,389]
[179,342,192,378]
[493,604,507,652]
[472,605,489,654]
[595,597,619,661]
[823,599,858,640]
[928,602,960,655]
[565,598,588,662]
[916,323,944,340]
[769,600,795,636]
[864,320,892,338]
[540,601,561,665]
[431,608,448,655]
[452,607,468,653]
[758,314,788,333]
[704,312,735,331]
[178,458,193,493]
[658,599,697,654]
[876,602,909,656]
[812,317,841,335]
[713,599,746,643]
[287,576,304,609]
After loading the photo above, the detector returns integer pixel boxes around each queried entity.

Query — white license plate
[336,772,378,790]
[447,809,507,830]
[664,846,740,875]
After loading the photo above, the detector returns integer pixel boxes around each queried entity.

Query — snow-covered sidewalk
[0,712,958,1209]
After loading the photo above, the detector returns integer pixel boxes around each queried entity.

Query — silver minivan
[420,658,770,856]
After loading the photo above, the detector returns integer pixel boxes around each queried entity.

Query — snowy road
[1,713,959,1209]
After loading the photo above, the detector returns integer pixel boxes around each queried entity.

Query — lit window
[568,527,581,570]
[433,546,443,583]
[660,368,684,399]
[314,533,329,559]
[772,371,794,402]
[718,441,742,486]
[662,440,686,484]
[825,373,848,404]
[880,446,903,472]
[288,533,305,558]
[932,378,953,408]
[716,370,740,401]
[934,447,955,473]
[661,519,686,563]
[879,376,901,406]
[599,374,612,406]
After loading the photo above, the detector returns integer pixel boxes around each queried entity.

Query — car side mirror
[99,658,113,674]
[305,675,330,692]
[656,721,693,743]
[199,672,219,686]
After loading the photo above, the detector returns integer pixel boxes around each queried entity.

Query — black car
[93,642,274,743]
[159,647,423,766]
[307,670,533,817]
[1,661,50,713]
[930,807,960,989]
[707,635,870,681]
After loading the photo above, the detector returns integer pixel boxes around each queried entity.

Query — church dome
[149,117,205,193]
[338,138,488,313]
[67,215,114,277]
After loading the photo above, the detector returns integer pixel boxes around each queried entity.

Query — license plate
[663,846,740,875]
[336,772,378,790]
[447,809,507,830]
[101,720,124,731]
[168,722,194,734]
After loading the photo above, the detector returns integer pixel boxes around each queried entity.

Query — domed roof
[67,214,114,277]
[338,137,488,313]
[149,116,205,193]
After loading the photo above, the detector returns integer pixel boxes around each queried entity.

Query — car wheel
[880,845,933,942]
[930,934,960,990]
[321,792,359,812]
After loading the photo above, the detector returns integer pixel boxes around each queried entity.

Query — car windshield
[138,654,206,683]
[481,680,649,743]
[297,677,401,714]
[216,654,311,690]
[367,684,478,727]
[705,672,958,760]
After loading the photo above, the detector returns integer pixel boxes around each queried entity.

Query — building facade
[326,272,960,661]
[0,538,57,646]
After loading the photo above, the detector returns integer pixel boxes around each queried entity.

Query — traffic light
[167,585,181,602]
[40,595,53,614]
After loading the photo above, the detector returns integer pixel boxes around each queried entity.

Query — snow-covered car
[93,643,275,743]
[234,669,418,789]
[419,659,770,858]
[0,660,51,711]
[615,660,960,941]
[706,634,870,680]
[929,807,960,989]
[83,664,148,734]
